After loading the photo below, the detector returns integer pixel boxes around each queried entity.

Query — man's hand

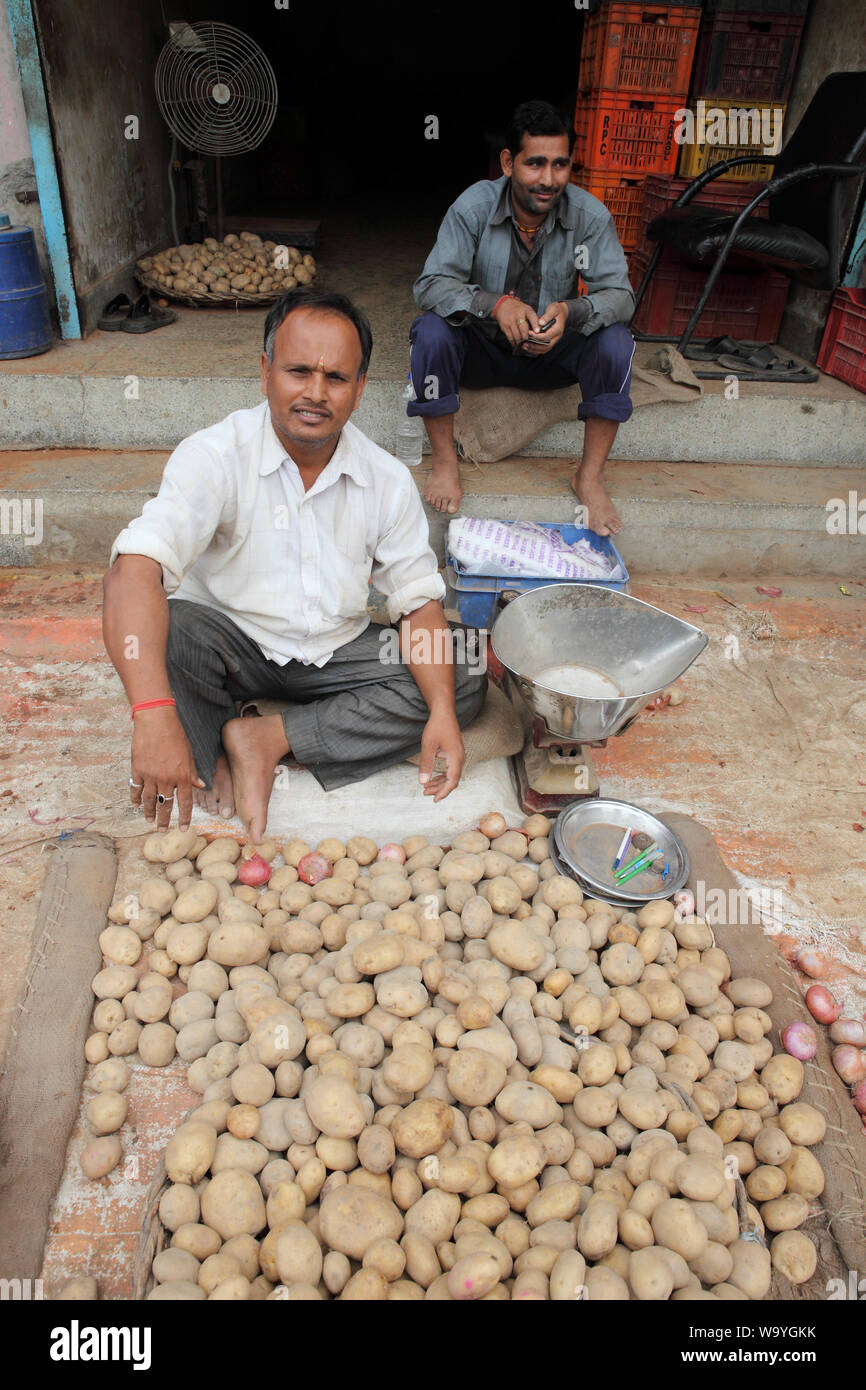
[131,707,204,830]
[521,301,568,356]
[493,296,540,349]
[418,710,466,802]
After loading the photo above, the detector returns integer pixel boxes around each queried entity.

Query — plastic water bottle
[395,375,424,467]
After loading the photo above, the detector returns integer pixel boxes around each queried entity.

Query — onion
[831,1044,866,1086]
[829,1017,866,1048]
[797,948,829,979]
[297,851,332,885]
[804,984,841,1025]
[673,889,695,918]
[478,812,506,839]
[664,686,684,706]
[236,853,271,887]
[782,1020,818,1061]
[376,844,406,864]
[852,1079,866,1115]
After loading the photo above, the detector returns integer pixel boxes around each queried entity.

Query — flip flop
[681,335,742,362]
[97,293,133,332]
[716,345,818,382]
[120,293,177,334]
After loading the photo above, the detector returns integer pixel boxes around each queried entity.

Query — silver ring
[156,792,174,805]
[129,779,143,789]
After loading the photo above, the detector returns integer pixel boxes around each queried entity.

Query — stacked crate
[631,0,809,338]
[571,2,703,252]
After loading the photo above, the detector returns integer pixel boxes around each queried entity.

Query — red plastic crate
[629,246,790,340]
[817,288,866,394]
[691,10,805,102]
[637,171,769,258]
[578,2,702,96]
[574,92,683,176]
[571,166,647,251]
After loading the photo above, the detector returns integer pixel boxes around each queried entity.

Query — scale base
[514,739,599,815]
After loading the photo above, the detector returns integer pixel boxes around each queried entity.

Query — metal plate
[552,799,689,902]
[547,828,647,910]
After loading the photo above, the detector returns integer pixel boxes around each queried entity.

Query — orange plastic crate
[571,166,646,251]
[579,2,702,96]
[574,92,683,176]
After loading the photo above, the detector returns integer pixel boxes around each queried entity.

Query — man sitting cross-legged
[103,287,487,843]
[411,98,636,534]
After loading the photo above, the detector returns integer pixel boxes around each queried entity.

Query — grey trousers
[164,599,488,792]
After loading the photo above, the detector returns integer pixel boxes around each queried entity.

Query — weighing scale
[490,585,708,817]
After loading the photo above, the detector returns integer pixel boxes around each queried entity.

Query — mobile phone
[536,317,556,332]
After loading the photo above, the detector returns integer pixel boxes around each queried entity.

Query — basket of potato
[81,819,839,1302]
[136,232,316,306]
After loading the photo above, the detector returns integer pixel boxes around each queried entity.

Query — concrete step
[1,312,864,464]
[1,449,862,577]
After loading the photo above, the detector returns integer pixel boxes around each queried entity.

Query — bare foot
[193,754,236,820]
[221,714,289,844]
[425,450,463,515]
[570,468,622,537]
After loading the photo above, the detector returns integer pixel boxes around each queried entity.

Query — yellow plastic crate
[675,97,786,182]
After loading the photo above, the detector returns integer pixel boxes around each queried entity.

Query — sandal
[97,293,133,332]
[120,293,177,334]
[681,335,742,362]
[716,344,818,382]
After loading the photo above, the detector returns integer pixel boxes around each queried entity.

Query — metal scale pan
[552,799,690,904]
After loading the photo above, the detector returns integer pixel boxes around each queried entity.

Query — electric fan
[155,21,278,241]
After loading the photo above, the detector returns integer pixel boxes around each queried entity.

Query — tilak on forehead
[317,355,326,371]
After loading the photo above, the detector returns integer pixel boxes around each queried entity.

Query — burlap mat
[455,345,702,464]
[661,811,865,1290]
[0,833,117,1281]
[244,677,525,776]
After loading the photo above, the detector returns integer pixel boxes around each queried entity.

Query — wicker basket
[135,268,313,309]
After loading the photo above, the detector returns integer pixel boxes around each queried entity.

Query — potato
[494,1082,561,1130]
[319,1185,403,1259]
[488,1134,546,1188]
[487,922,546,972]
[99,925,142,966]
[173,881,218,923]
[780,1146,824,1200]
[778,1101,826,1146]
[144,829,199,864]
[305,1076,367,1139]
[80,1134,122,1179]
[201,1168,266,1239]
[770,1229,817,1285]
[392,1099,454,1158]
[577,1199,618,1260]
[629,1246,674,1301]
[651,1198,707,1261]
[729,1239,772,1299]
[165,1122,217,1184]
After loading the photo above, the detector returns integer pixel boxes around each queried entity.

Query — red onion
[237,853,271,887]
[831,1044,866,1086]
[479,812,506,839]
[805,984,841,1025]
[674,889,695,918]
[297,851,332,885]
[797,948,829,979]
[852,1079,866,1115]
[829,1017,866,1048]
[782,1020,818,1061]
[376,843,406,864]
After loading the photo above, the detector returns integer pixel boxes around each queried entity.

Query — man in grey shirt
[411,100,635,535]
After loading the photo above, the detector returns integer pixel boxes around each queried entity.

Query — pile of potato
[137,233,315,298]
[82,817,827,1301]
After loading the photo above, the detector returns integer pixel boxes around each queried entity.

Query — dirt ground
[1,564,864,1297]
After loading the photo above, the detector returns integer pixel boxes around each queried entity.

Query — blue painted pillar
[5,0,81,338]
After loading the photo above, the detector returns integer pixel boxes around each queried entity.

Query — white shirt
[109,401,446,666]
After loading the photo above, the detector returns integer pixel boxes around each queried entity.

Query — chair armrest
[672,156,778,209]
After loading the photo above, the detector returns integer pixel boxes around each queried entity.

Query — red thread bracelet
[131,698,176,720]
[492,292,515,318]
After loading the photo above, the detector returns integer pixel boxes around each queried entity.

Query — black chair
[631,72,866,373]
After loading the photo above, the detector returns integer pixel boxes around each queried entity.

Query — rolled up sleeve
[372,476,446,623]
[413,201,489,323]
[109,440,233,590]
[578,212,635,335]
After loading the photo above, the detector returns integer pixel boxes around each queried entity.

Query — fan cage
[155,21,278,155]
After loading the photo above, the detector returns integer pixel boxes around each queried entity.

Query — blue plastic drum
[0,213,53,359]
